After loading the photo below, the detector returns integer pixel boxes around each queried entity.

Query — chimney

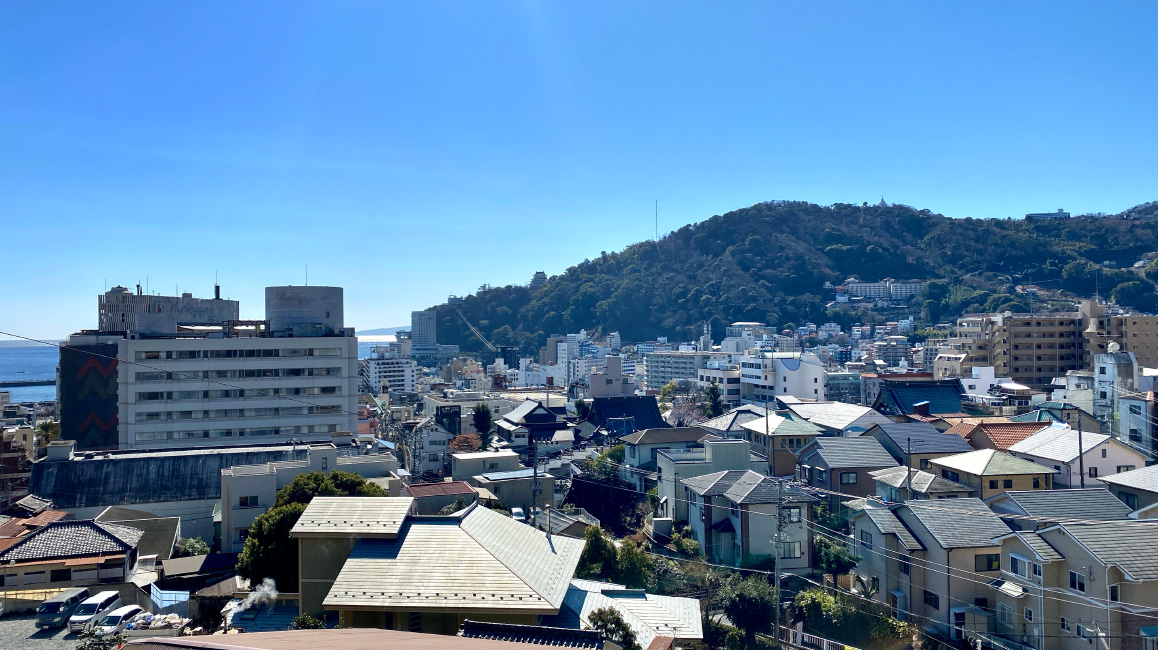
[215,284,221,300]
[911,401,931,416]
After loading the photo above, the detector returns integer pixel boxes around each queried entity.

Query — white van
[93,604,143,636]
[69,591,122,632]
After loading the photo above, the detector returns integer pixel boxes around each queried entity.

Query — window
[1024,607,1033,622]
[1102,448,1108,458]
[860,530,872,550]
[840,472,858,485]
[1089,467,1098,478]
[782,506,801,523]
[779,541,802,559]
[816,469,827,484]
[997,603,1014,625]
[1110,585,1120,602]
[239,495,259,509]
[1099,367,1107,375]
[24,571,46,585]
[50,569,71,583]
[920,459,930,470]
[899,555,911,575]
[1121,492,1139,509]
[1010,555,1029,578]
[1033,477,1040,488]
[975,554,1000,572]
[1118,465,1136,473]
[923,590,940,610]
[1131,428,1143,443]
[1032,562,1041,577]
[1131,405,1142,415]
[989,480,998,490]
[1003,479,1013,488]
[1069,570,1086,593]
[1077,624,1085,638]
[1061,617,1071,632]
[942,470,960,482]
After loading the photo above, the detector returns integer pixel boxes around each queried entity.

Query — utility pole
[773,478,782,637]
[905,438,913,498]
[1078,418,1086,489]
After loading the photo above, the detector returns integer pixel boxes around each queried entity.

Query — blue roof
[875,380,964,415]
[480,468,536,481]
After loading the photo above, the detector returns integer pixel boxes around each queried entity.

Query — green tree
[660,381,678,405]
[588,607,640,650]
[472,403,493,435]
[439,496,470,514]
[290,614,326,630]
[76,628,127,650]
[813,535,860,576]
[577,526,618,579]
[793,588,845,628]
[574,399,592,421]
[613,539,652,588]
[704,381,723,417]
[721,575,777,649]
[236,502,307,591]
[36,420,60,444]
[175,536,211,557]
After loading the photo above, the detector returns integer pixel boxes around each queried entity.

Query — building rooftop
[862,507,924,551]
[557,579,703,648]
[290,497,414,538]
[868,466,973,495]
[458,620,602,649]
[873,379,965,416]
[904,498,1011,549]
[1048,521,1158,580]
[408,482,478,498]
[1098,464,1158,493]
[698,406,767,433]
[784,402,888,432]
[128,629,585,650]
[866,422,976,455]
[930,449,1055,476]
[992,531,1063,562]
[621,427,712,446]
[0,520,143,564]
[967,422,1054,450]
[798,437,898,469]
[589,396,669,432]
[323,504,584,613]
[1007,425,1111,463]
[987,488,1132,523]
[479,468,536,481]
[452,450,521,460]
[738,414,822,438]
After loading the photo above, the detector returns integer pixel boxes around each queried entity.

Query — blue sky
[2,2,1156,338]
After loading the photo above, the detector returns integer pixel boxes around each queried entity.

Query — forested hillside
[429,201,1158,355]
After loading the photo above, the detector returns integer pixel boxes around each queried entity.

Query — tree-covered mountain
[428,200,1158,355]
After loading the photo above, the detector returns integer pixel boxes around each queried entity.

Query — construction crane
[454,307,498,353]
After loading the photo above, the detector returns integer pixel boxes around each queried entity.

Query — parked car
[93,605,143,636]
[35,588,91,630]
[69,591,122,632]
[510,507,526,522]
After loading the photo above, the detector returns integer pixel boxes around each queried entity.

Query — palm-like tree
[36,420,60,444]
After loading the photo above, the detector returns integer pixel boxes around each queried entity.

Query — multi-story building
[655,438,766,523]
[842,278,927,301]
[697,362,742,408]
[826,372,862,404]
[60,286,358,451]
[410,310,437,347]
[362,349,420,394]
[643,351,731,390]
[738,352,826,403]
[874,336,913,367]
[588,355,637,399]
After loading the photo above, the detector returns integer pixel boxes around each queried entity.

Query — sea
[0,334,398,404]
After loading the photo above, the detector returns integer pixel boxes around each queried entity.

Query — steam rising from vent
[238,578,279,612]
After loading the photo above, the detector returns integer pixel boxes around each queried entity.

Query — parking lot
[0,615,80,650]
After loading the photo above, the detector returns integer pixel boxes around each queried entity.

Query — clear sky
[2,2,1156,339]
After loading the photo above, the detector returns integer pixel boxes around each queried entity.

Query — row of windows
[135,347,343,361]
[134,424,339,442]
[135,405,341,422]
[136,367,342,382]
[136,386,342,401]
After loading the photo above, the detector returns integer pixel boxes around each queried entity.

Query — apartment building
[362,350,420,394]
[697,362,742,408]
[60,286,358,451]
[644,351,731,390]
[738,351,827,403]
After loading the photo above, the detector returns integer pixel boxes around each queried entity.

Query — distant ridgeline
[427,200,1158,355]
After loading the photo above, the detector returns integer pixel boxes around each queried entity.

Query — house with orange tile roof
[953,421,1052,451]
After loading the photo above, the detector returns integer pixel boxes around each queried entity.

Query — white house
[738,351,827,404]
[1007,424,1149,488]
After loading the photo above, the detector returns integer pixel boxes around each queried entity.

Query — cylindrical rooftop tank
[265,286,344,333]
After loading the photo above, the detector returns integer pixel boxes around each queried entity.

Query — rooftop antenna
[305,264,309,286]
[655,200,658,241]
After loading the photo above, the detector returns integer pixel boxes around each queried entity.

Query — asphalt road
[0,614,80,650]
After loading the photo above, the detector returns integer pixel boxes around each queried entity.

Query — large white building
[410,310,437,347]
[98,284,239,333]
[644,351,732,390]
[738,351,827,403]
[362,348,420,393]
[61,286,359,451]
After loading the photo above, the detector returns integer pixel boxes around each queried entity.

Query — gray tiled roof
[681,470,749,497]
[106,517,180,560]
[868,423,976,455]
[800,437,898,469]
[868,466,973,495]
[904,498,1011,549]
[995,489,1132,522]
[1010,531,1063,561]
[721,472,817,505]
[621,427,712,445]
[863,508,924,551]
[1098,464,1158,493]
[1057,521,1158,580]
[0,520,143,562]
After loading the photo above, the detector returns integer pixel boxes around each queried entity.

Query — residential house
[655,437,767,523]
[869,466,975,503]
[697,405,769,437]
[985,488,1132,531]
[495,401,573,453]
[549,578,703,648]
[782,401,893,436]
[620,427,714,491]
[852,498,1012,640]
[406,482,479,515]
[953,422,1052,452]
[403,417,455,476]
[220,445,400,552]
[989,520,1158,650]
[94,507,181,564]
[291,498,585,633]
[739,413,823,476]
[450,450,522,482]
[588,396,670,437]
[862,422,976,472]
[0,520,143,590]
[1008,401,1100,432]
[796,437,899,501]
[1007,425,1149,488]
[469,468,554,514]
[1100,465,1158,511]
[681,471,816,570]
[928,450,1056,499]
[534,508,600,539]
